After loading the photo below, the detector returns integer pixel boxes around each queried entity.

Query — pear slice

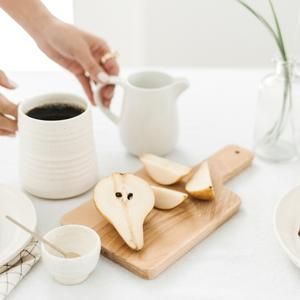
[151,185,188,210]
[185,161,215,201]
[94,173,154,250]
[140,154,191,185]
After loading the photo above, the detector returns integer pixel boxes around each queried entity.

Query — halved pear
[140,154,191,185]
[151,185,188,210]
[185,161,215,201]
[94,173,154,250]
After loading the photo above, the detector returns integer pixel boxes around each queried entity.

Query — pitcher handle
[94,75,125,125]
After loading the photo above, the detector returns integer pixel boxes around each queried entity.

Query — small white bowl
[41,225,101,285]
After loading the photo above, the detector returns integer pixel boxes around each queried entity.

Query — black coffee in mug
[26,103,85,121]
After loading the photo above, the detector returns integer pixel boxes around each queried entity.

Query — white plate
[274,184,300,268]
[0,184,37,266]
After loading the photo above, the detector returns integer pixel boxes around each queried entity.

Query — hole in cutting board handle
[235,150,240,154]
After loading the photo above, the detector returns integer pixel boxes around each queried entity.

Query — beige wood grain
[61,145,253,279]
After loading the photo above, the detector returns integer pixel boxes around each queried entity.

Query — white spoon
[6,215,80,259]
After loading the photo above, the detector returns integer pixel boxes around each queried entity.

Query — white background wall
[74,0,300,68]
[0,0,300,70]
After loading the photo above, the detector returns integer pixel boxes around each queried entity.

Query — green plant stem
[263,0,291,144]
[237,0,292,146]
[237,0,285,58]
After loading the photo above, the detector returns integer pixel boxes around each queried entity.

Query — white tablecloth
[1,69,300,299]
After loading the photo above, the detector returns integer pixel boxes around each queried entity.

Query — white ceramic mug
[94,71,189,156]
[18,93,98,199]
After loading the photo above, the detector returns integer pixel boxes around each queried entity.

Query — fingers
[74,45,102,83]
[75,74,95,106]
[0,94,18,134]
[73,35,120,107]
[0,70,17,89]
[101,85,114,107]
[99,59,119,107]
[102,58,119,77]
[47,48,97,106]
[96,54,119,107]
[74,45,113,106]
[0,94,17,118]
[0,115,17,133]
[0,129,15,137]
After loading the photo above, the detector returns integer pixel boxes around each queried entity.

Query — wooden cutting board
[61,145,253,279]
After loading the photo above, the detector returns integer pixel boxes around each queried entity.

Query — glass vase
[254,59,300,162]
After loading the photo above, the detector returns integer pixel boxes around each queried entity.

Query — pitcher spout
[172,77,190,97]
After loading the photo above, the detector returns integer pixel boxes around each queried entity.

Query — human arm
[0,0,119,106]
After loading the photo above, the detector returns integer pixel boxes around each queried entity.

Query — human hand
[0,71,17,136]
[33,19,119,107]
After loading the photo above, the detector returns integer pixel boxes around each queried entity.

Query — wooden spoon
[6,215,80,259]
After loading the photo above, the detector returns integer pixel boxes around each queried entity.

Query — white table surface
[1,68,300,299]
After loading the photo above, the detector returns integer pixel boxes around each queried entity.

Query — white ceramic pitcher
[94,71,189,156]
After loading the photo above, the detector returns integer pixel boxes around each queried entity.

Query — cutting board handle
[209,145,254,183]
